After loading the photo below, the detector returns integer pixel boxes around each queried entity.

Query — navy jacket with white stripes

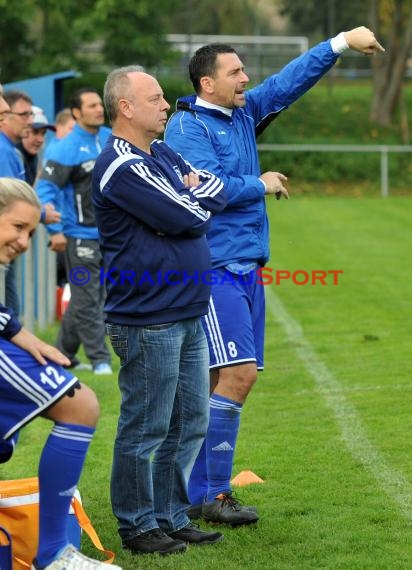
[0,303,21,339]
[92,135,226,326]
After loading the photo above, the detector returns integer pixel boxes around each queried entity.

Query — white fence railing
[1,144,411,331]
[258,144,412,198]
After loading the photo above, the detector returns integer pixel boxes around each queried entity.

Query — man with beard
[165,26,384,526]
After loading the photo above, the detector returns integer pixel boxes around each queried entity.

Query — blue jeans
[106,317,210,540]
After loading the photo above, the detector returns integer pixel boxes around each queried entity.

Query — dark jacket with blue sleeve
[36,124,111,239]
[92,135,226,326]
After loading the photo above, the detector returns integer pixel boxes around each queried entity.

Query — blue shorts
[0,337,79,463]
[202,268,265,370]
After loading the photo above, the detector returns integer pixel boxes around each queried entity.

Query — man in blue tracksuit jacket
[165,26,385,525]
[36,88,112,374]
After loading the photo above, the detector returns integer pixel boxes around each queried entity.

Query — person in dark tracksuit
[37,88,112,375]
[92,66,227,555]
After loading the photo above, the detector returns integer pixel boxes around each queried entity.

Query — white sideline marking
[265,287,412,520]
[296,383,412,395]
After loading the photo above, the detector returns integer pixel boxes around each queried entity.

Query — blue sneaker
[93,363,113,375]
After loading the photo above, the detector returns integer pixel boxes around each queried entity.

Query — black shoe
[188,499,257,520]
[63,357,80,369]
[186,504,203,520]
[122,528,187,555]
[201,493,259,526]
[168,522,224,545]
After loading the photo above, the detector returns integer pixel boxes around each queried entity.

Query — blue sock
[188,439,208,506]
[36,422,95,568]
[206,394,242,502]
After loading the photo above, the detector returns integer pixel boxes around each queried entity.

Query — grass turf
[1,195,412,569]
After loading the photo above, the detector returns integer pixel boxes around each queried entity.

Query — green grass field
[257,81,412,197]
[1,195,412,569]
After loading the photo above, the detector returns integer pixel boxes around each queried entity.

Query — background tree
[3,0,411,137]
[278,0,412,133]
[168,0,271,36]
[82,0,177,68]
[28,0,96,76]
[369,0,412,137]
[277,0,368,40]
[0,0,34,80]
[0,0,98,80]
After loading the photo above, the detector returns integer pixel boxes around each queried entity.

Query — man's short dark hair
[70,87,99,111]
[189,43,237,93]
[3,89,32,108]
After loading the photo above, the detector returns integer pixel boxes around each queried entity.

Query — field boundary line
[265,287,412,519]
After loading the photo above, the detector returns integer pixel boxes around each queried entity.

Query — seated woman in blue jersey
[0,176,121,570]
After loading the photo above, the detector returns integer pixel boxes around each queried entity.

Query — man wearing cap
[18,106,56,186]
